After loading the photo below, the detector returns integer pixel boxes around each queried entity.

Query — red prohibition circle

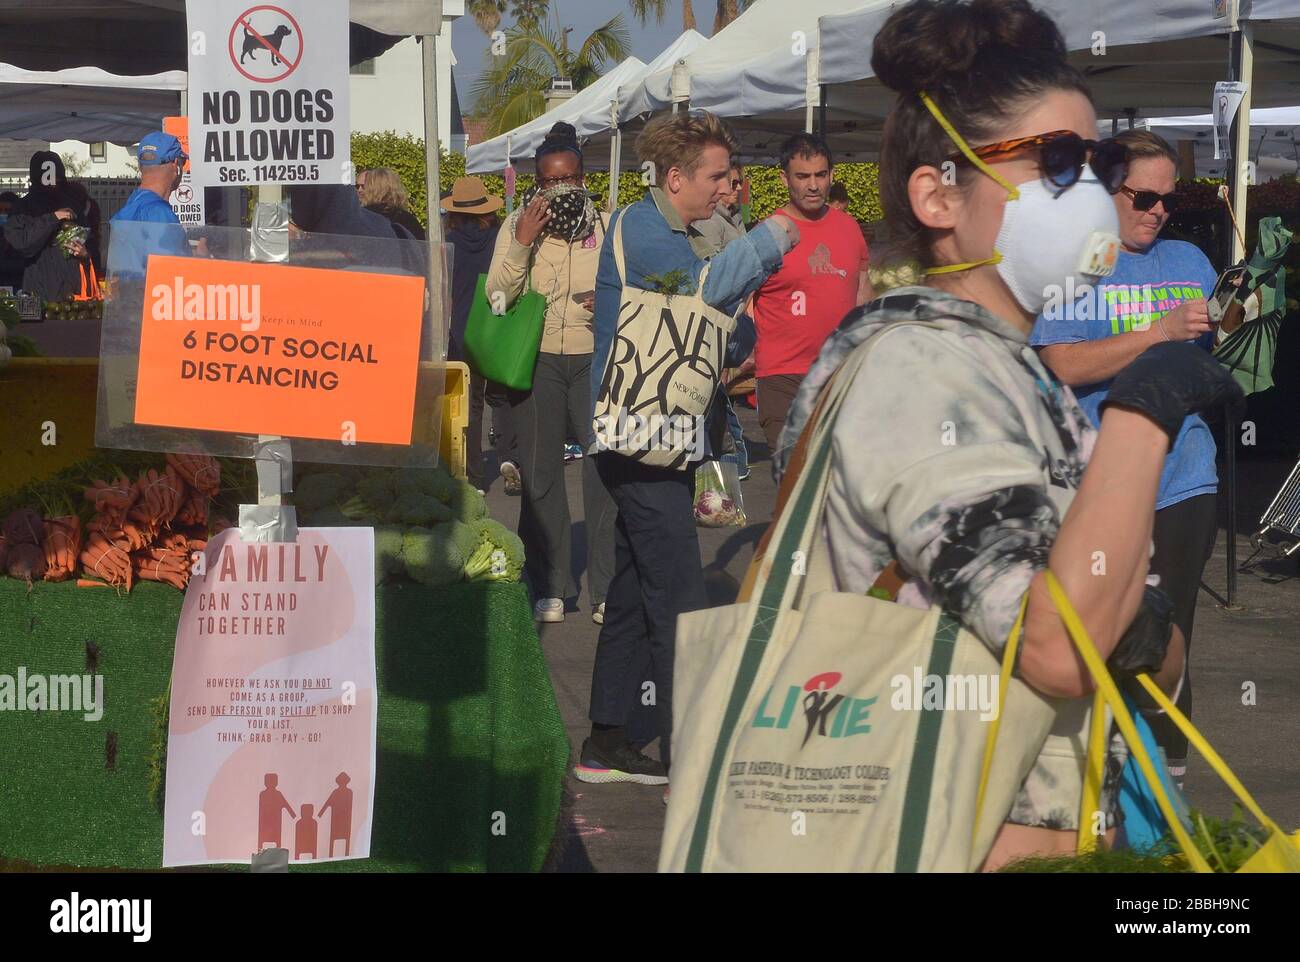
[228,5,304,84]
[803,671,842,692]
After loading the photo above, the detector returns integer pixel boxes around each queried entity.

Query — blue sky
[451,0,693,113]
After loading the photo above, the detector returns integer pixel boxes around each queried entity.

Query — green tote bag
[462,272,547,391]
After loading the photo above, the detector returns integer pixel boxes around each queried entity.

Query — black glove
[1107,584,1173,678]
[1100,342,1245,449]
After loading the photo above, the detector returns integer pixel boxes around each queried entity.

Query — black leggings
[1146,493,1217,763]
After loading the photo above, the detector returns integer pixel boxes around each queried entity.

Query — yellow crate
[0,358,470,496]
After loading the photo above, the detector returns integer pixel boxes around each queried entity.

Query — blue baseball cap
[136,131,187,166]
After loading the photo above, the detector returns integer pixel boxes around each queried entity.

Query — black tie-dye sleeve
[830,324,1065,653]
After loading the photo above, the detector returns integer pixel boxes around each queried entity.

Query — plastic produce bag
[694,459,746,527]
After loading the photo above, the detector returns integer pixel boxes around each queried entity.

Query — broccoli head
[294,471,353,512]
[397,466,460,504]
[446,483,488,523]
[401,524,469,588]
[464,517,525,582]
[373,525,406,584]
[387,490,454,526]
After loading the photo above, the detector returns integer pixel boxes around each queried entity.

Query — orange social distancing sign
[134,255,425,444]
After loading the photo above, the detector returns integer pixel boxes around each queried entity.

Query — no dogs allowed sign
[186,0,350,188]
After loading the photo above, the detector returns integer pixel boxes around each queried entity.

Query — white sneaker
[534,598,564,623]
[592,602,605,625]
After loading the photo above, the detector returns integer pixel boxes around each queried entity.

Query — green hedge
[350,130,883,226]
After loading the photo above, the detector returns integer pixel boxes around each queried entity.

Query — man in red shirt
[751,134,872,454]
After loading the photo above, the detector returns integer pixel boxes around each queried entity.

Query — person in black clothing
[4,151,92,299]
[441,176,513,493]
[0,191,24,290]
[359,167,426,240]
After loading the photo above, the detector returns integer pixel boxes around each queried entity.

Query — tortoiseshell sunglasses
[950,130,1130,195]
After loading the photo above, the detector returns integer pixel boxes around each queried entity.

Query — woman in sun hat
[443,176,512,495]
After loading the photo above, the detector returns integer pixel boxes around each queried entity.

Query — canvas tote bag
[592,212,740,470]
[661,324,1067,873]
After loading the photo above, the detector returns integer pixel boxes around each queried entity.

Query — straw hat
[440,176,504,215]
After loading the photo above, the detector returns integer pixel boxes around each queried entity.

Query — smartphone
[571,290,595,305]
[1206,265,1248,324]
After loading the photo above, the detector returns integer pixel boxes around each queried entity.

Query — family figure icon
[257,772,353,859]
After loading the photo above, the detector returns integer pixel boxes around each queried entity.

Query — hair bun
[544,121,579,145]
[871,0,1068,97]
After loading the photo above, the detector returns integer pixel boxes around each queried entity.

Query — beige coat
[485,211,606,355]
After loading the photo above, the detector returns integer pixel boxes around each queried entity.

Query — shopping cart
[1250,456,1300,558]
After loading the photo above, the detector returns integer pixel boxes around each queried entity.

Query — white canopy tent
[464,57,646,174]
[816,0,1300,256]
[0,64,183,144]
[1147,106,1300,179]
[615,29,707,124]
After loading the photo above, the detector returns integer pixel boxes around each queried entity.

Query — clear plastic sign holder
[95,219,452,544]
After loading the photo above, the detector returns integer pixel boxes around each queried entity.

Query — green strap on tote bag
[462,270,547,391]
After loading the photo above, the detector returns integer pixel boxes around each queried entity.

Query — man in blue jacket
[108,130,192,278]
[576,111,798,790]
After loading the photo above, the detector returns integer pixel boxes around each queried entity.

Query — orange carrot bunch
[176,484,209,527]
[166,454,221,497]
[42,516,82,582]
[80,531,133,589]
[83,475,136,521]
[132,534,192,590]
[128,466,184,530]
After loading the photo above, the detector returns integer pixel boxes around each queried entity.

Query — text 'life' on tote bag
[661,323,1063,872]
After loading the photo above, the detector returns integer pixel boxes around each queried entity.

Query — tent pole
[608,99,620,213]
[818,84,827,139]
[1220,21,1254,610]
[1230,23,1254,264]
[421,33,446,362]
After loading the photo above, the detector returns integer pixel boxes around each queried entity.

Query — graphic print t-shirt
[1029,238,1220,509]
[751,207,868,378]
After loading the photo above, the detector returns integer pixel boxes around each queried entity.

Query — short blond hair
[1114,129,1179,167]
[636,111,739,179]
[359,167,409,209]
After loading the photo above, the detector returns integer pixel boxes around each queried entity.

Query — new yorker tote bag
[661,326,1064,873]
[591,212,740,471]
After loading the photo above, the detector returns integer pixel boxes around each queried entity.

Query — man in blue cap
[108,130,193,277]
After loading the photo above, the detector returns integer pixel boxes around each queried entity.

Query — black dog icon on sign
[241,21,293,66]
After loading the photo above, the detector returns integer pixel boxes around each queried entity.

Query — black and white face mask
[520,182,596,243]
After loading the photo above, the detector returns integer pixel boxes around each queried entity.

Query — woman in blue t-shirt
[1030,129,1221,787]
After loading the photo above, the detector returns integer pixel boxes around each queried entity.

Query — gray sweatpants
[512,351,616,605]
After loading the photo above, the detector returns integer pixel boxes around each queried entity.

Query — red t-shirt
[751,207,869,378]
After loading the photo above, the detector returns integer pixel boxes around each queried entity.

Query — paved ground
[480,406,1299,873]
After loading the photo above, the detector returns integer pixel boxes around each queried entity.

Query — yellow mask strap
[918,91,1016,277]
[925,252,1001,275]
[919,91,1020,201]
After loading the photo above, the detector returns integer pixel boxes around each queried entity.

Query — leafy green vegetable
[388,490,453,526]
[464,517,524,582]
[294,472,352,512]
[401,524,470,587]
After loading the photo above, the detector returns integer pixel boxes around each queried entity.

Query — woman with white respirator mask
[769,0,1243,868]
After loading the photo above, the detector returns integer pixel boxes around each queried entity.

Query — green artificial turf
[0,578,567,872]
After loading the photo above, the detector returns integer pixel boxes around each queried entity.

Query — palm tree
[467,0,507,35]
[510,0,549,30]
[680,0,749,34]
[713,0,743,34]
[627,0,670,25]
[471,11,633,137]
